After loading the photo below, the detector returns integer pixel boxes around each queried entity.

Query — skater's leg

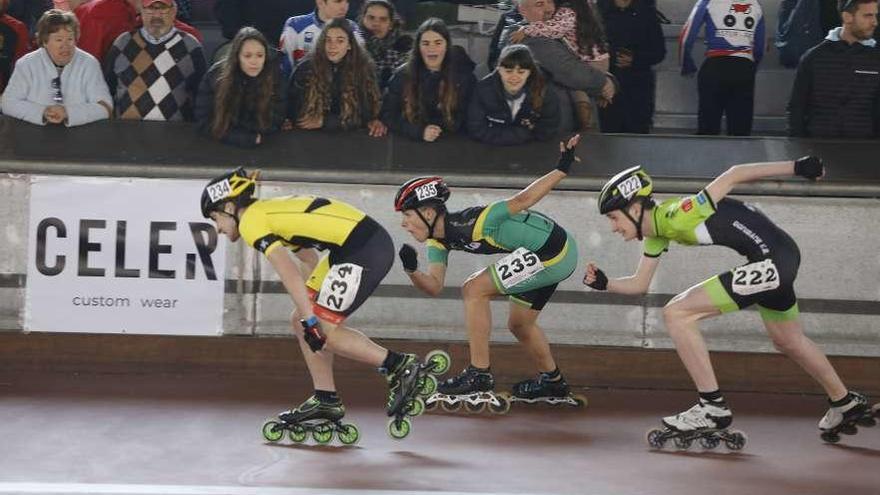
[763,318,847,401]
[662,284,723,392]
[462,269,500,369]
[320,319,390,367]
[291,311,336,391]
[507,303,556,373]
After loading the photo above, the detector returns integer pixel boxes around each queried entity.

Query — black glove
[556,143,576,174]
[584,266,608,291]
[300,316,326,352]
[794,156,824,180]
[399,244,418,273]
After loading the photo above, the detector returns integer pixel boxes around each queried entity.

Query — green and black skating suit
[646,190,801,321]
[426,200,578,310]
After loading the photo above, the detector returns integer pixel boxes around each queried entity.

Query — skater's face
[498,65,531,94]
[400,208,433,242]
[210,204,240,242]
[605,207,639,242]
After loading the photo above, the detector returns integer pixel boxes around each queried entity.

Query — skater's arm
[267,248,315,320]
[583,255,660,295]
[506,134,580,215]
[408,262,447,297]
[705,157,824,204]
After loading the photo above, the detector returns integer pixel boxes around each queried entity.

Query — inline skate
[384,350,451,439]
[646,399,746,451]
[819,391,880,443]
[261,395,360,446]
[425,366,511,415]
[509,372,587,408]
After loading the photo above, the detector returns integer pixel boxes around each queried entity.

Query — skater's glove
[556,145,576,174]
[794,156,824,180]
[300,316,326,352]
[399,244,418,273]
[584,266,608,291]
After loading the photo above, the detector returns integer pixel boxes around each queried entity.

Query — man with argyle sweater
[104,0,206,121]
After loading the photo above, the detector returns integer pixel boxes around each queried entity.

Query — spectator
[279,0,362,78]
[597,0,666,133]
[104,0,206,121]
[787,0,880,138]
[75,0,202,63]
[510,0,610,130]
[1,9,111,125]
[195,27,286,148]
[358,0,411,89]
[493,0,614,133]
[1,0,31,93]
[287,17,385,136]
[7,0,50,33]
[49,0,89,12]
[467,44,560,145]
[679,0,765,136]
[380,18,476,142]
[213,0,313,46]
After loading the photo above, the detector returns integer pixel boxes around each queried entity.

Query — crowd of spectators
[0,0,877,141]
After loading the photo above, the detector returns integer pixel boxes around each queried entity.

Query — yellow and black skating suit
[239,196,393,323]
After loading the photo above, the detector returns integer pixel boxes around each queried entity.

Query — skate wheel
[426,349,451,375]
[337,423,360,446]
[570,394,588,408]
[673,435,693,450]
[312,424,333,444]
[724,430,747,451]
[261,419,284,443]
[465,401,486,414]
[821,430,841,443]
[406,397,426,417]
[418,374,438,397]
[489,393,511,415]
[387,417,412,440]
[699,434,720,450]
[440,399,462,413]
[645,428,666,449]
[289,424,307,443]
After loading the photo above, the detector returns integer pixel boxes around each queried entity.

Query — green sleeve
[426,239,449,265]
[474,201,512,240]
[643,237,669,257]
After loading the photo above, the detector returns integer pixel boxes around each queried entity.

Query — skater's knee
[507,319,534,338]
[663,301,696,329]
[461,276,488,301]
[769,331,806,355]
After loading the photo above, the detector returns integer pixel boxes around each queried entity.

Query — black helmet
[598,166,653,214]
[394,176,451,212]
[200,167,258,218]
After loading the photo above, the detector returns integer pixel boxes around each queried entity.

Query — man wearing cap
[75,0,202,63]
[103,0,206,121]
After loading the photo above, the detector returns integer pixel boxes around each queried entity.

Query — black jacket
[288,58,380,130]
[466,72,560,146]
[488,10,524,70]
[380,48,476,141]
[195,62,288,148]
[787,38,880,138]
[598,0,666,82]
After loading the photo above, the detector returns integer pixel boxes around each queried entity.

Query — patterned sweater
[522,7,609,64]
[104,28,207,121]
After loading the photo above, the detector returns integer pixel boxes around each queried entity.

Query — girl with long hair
[380,17,476,142]
[467,44,560,145]
[287,18,386,136]
[195,27,286,148]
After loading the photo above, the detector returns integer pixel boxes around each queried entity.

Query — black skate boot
[819,391,880,443]
[510,371,586,407]
[261,395,360,445]
[426,366,510,414]
[647,399,746,451]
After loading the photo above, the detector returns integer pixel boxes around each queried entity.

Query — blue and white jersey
[678,0,765,75]
[279,12,364,78]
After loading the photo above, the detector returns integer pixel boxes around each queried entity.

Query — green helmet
[598,166,653,214]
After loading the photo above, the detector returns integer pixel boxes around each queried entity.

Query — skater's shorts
[491,233,578,311]
[306,216,393,324]
[699,242,801,323]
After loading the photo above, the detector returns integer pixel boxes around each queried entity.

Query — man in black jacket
[787,0,880,138]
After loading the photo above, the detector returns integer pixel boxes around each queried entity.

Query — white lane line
[0,483,545,495]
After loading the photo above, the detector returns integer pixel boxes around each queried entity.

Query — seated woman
[380,17,476,143]
[358,0,412,89]
[467,44,560,146]
[1,9,111,127]
[195,27,286,148]
[287,18,386,137]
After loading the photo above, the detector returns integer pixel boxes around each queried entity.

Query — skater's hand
[583,262,608,291]
[794,156,824,181]
[300,316,327,352]
[398,244,418,273]
[555,134,581,174]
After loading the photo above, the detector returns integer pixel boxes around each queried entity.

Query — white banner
[25,176,226,335]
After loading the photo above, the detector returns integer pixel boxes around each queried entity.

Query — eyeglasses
[51,76,63,104]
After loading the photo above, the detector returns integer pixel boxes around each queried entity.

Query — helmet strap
[622,200,647,241]
[415,208,438,239]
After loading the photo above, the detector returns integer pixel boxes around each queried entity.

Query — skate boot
[646,399,746,451]
[426,366,511,414]
[509,372,587,408]
[818,391,880,443]
[261,395,360,445]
